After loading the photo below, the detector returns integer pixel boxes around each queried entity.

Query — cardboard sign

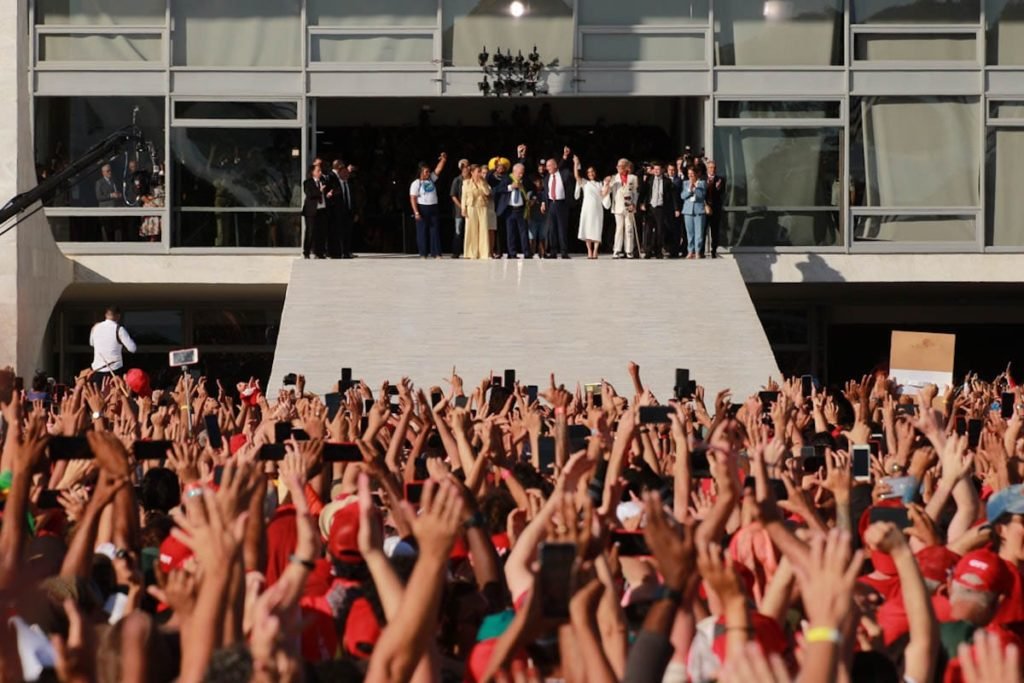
[889,331,956,395]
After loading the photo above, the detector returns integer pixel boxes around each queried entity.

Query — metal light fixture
[510,0,525,17]
[477,45,548,96]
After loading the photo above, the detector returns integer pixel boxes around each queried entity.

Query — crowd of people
[433,145,726,261]
[1,325,1023,682]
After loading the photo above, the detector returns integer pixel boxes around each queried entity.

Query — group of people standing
[302,157,358,259]
[435,145,726,260]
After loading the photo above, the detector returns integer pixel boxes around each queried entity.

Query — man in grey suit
[95,164,122,241]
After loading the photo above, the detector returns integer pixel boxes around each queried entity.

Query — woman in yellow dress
[461,165,492,259]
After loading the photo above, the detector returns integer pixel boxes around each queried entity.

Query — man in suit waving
[705,159,727,258]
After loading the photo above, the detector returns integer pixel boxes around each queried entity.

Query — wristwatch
[91,410,103,421]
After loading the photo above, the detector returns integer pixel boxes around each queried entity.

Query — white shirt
[89,318,137,371]
[409,173,439,206]
[509,179,524,207]
[547,171,565,201]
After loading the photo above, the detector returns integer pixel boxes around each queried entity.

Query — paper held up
[889,330,956,396]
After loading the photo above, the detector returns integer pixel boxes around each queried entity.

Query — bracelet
[499,468,512,481]
[662,587,684,605]
[804,626,841,644]
[464,511,485,529]
[289,554,316,570]
[184,485,205,499]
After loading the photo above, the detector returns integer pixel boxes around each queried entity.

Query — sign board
[889,331,955,395]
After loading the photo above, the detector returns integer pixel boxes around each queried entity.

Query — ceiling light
[510,1,525,18]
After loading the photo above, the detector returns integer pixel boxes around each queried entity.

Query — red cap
[953,549,1013,595]
[712,612,788,661]
[158,534,193,574]
[341,594,382,659]
[125,368,152,398]
[327,503,363,564]
[229,434,248,455]
[916,546,961,584]
[450,535,469,563]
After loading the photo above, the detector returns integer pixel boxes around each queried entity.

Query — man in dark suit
[95,163,122,241]
[640,161,681,259]
[302,164,330,259]
[705,159,727,258]
[327,159,356,259]
[540,146,575,259]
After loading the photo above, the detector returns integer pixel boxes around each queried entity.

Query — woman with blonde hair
[461,164,492,259]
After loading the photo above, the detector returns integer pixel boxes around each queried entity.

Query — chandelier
[477,45,548,97]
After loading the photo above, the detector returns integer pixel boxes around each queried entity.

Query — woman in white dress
[573,155,610,259]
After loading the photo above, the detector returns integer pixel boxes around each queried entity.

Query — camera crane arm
[0,124,147,226]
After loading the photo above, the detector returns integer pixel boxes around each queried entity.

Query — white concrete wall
[735,253,1024,285]
[0,0,74,374]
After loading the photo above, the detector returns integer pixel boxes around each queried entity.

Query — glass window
[311,34,434,62]
[39,33,163,62]
[192,309,282,345]
[718,101,841,119]
[442,0,573,67]
[171,0,300,67]
[714,0,843,66]
[854,33,976,61]
[986,128,1024,246]
[34,96,165,208]
[987,0,1024,65]
[714,127,842,247]
[989,100,1024,118]
[174,101,298,120]
[853,215,976,242]
[172,211,301,248]
[577,0,707,25]
[49,213,165,243]
[308,0,438,26]
[36,0,166,25]
[850,97,980,208]
[171,128,301,208]
[852,0,979,22]
[64,308,183,346]
[580,33,704,62]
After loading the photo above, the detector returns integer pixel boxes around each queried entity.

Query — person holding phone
[681,166,707,259]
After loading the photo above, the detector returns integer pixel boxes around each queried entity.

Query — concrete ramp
[270,258,779,401]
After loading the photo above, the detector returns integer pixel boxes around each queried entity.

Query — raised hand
[642,491,696,590]
[793,528,863,630]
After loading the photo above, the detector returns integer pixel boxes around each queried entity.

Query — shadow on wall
[734,252,846,284]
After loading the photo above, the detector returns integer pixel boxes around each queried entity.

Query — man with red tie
[540,146,574,259]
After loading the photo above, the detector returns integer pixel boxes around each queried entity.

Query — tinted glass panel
[174,102,298,120]
[715,0,843,66]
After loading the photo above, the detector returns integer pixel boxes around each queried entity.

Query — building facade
[3,0,1024,386]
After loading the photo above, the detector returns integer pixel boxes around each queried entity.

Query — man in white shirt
[89,306,137,376]
[409,153,447,258]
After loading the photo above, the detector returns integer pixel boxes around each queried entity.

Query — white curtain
[581,34,704,62]
[862,98,979,207]
[990,1,1024,64]
[715,0,840,65]
[172,0,301,67]
[445,0,573,67]
[308,0,437,26]
[857,34,975,60]
[577,0,707,25]
[312,35,433,63]
[37,0,165,25]
[990,129,1024,245]
[40,34,161,62]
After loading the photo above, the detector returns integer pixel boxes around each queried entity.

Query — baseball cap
[327,502,363,564]
[228,434,248,455]
[952,548,1013,595]
[124,368,151,397]
[158,534,193,573]
[986,484,1024,524]
[916,546,961,584]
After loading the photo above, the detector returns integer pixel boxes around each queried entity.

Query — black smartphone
[504,369,516,389]
[638,406,673,424]
[955,416,967,436]
[674,369,690,401]
[454,396,469,409]
[567,424,590,445]
[291,428,310,441]
[204,414,223,449]
[274,422,291,444]
[611,530,651,557]
[360,416,368,433]
[1002,392,1015,419]
[491,376,502,389]
[325,392,342,421]
[363,398,374,413]
[759,391,779,411]
[968,419,983,449]
[868,440,881,459]
[769,478,789,501]
[257,444,286,461]
[538,436,556,473]
[803,455,827,473]
[591,392,603,408]
[690,446,711,478]
[526,385,539,404]
[340,368,353,392]
[538,543,576,619]
[13,377,24,392]
[405,481,425,504]
[48,436,91,461]
[897,403,918,417]
[870,506,910,529]
[431,390,443,407]
[852,444,871,482]
[133,440,172,461]
[36,490,62,509]
[282,373,297,386]
[801,375,813,398]
[386,385,400,396]
[323,442,362,463]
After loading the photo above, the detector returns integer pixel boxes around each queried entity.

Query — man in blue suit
[497,163,530,258]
